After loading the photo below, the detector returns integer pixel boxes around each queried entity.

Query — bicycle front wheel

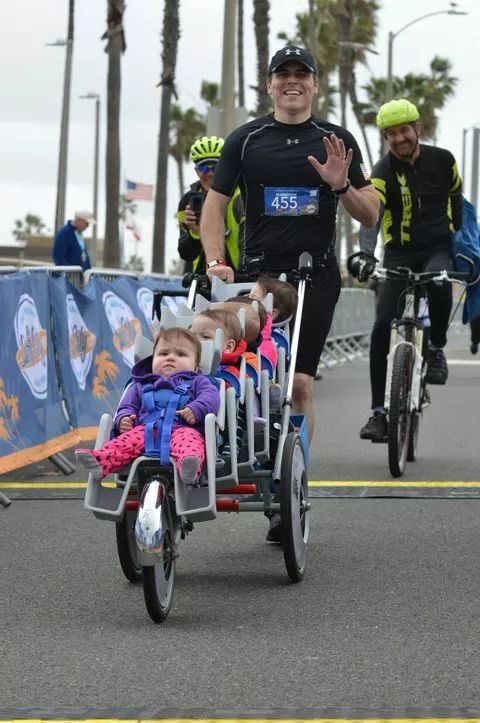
[388,343,413,478]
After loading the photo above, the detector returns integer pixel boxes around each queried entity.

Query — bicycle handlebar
[347,251,478,286]
[373,267,474,284]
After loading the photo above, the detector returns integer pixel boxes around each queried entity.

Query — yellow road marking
[309,480,480,488]
[4,719,480,723]
[1,480,480,490]
[0,481,114,489]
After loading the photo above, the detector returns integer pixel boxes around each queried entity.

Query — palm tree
[12,214,48,241]
[337,0,378,167]
[363,55,458,155]
[278,0,379,129]
[169,104,206,197]
[152,0,180,274]
[201,80,220,107]
[253,0,270,115]
[102,0,126,268]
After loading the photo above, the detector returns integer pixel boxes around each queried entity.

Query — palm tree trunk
[103,0,126,269]
[253,0,270,115]
[175,157,184,199]
[349,71,374,169]
[152,0,180,274]
[307,0,319,116]
[237,0,245,107]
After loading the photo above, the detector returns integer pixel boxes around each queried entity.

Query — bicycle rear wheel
[388,343,413,478]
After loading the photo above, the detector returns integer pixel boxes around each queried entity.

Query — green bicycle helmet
[376,99,420,131]
[189,136,225,163]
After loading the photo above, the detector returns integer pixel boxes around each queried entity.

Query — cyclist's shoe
[360,413,388,443]
[471,341,479,355]
[425,348,448,385]
[266,512,282,544]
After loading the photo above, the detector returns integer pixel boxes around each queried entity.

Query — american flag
[125,179,154,202]
[360,162,371,181]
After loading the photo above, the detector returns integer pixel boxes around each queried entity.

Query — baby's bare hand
[119,415,136,433]
[177,407,196,425]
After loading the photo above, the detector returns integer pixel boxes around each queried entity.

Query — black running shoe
[360,413,388,442]
[266,512,282,543]
[425,348,448,384]
[471,341,479,355]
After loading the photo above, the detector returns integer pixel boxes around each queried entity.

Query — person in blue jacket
[52,210,95,270]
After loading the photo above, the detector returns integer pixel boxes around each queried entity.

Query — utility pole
[54,0,74,232]
[79,93,100,264]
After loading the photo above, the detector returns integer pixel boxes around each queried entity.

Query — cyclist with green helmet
[351,99,463,442]
[177,136,244,273]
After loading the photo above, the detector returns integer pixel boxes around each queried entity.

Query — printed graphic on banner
[137,287,160,338]
[91,350,120,402]
[0,376,20,444]
[1,273,78,474]
[102,291,142,367]
[66,294,97,390]
[14,294,48,399]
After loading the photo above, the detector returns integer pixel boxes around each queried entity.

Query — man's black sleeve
[178,226,202,262]
[447,151,464,231]
[211,130,244,198]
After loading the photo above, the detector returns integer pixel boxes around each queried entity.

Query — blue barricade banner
[0,272,78,473]
[50,275,158,440]
[1,271,194,470]
[141,275,187,321]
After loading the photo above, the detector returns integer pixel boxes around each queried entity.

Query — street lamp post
[47,0,75,233]
[462,121,480,179]
[385,7,467,102]
[80,93,100,265]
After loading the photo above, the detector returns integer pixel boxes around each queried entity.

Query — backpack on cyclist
[452,197,480,323]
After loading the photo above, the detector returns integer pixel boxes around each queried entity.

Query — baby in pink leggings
[75,327,220,486]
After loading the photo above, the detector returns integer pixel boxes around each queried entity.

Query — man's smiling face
[267,60,318,119]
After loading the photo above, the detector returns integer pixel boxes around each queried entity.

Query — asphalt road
[1,329,480,717]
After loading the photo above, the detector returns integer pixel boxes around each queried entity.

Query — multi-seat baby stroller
[85,254,312,623]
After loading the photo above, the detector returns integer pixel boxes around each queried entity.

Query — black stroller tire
[115,509,142,583]
[280,432,309,582]
[142,530,176,624]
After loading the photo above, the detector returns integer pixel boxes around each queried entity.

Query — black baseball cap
[268,46,317,75]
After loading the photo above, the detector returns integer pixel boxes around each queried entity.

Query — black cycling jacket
[360,144,463,256]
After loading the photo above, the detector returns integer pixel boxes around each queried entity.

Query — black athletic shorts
[296,263,341,376]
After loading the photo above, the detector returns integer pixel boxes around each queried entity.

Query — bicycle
[371,266,474,477]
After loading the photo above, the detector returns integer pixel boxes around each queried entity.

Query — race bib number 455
[264,187,319,216]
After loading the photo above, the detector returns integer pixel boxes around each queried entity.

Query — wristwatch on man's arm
[206,259,226,269]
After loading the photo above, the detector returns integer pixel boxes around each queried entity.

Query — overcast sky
[1,0,478,270]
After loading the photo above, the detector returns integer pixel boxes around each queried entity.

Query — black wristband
[333,179,351,195]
